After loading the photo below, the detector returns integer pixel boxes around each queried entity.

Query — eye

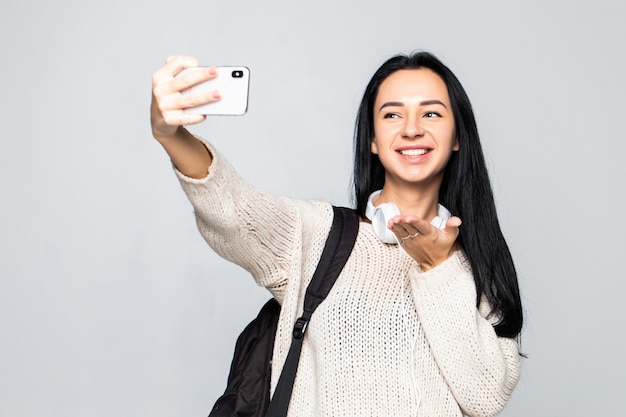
[424,111,442,118]
[383,112,401,119]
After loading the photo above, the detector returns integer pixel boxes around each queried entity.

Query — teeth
[399,149,428,156]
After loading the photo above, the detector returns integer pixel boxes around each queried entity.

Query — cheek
[371,138,379,154]
[444,126,458,150]
[452,131,460,151]
[371,122,393,154]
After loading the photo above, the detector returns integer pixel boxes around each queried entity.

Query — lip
[395,145,432,162]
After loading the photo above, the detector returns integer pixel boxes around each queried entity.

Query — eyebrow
[378,99,448,112]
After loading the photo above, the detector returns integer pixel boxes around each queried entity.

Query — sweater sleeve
[173,138,330,301]
[409,251,520,417]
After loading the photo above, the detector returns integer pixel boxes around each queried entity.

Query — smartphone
[179,66,250,116]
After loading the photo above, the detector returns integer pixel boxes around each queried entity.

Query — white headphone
[364,190,451,244]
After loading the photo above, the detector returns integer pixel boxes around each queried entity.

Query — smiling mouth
[398,149,429,156]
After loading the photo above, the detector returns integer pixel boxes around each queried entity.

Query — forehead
[376,68,450,104]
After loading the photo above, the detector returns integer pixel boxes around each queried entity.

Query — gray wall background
[1,0,624,416]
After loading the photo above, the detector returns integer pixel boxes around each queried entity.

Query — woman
[150,52,523,417]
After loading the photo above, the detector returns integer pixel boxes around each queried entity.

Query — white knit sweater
[175,141,520,417]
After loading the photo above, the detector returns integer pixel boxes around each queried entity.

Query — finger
[158,89,221,113]
[172,67,218,94]
[389,215,431,236]
[442,216,462,238]
[390,222,411,238]
[446,216,462,228]
[177,113,207,126]
[154,68,218,100]
[154,55,201,82]
[389,222,424,247]
[153,57,215,99]
[165,55,200,71]
[180,89,221,109]
[390,226,411,246]
[152,64,221,116]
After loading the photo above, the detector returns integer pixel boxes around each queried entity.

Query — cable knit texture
[175,139,520,417]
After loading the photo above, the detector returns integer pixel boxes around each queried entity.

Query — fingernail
[208,67,217,76]
[212,91,221,99]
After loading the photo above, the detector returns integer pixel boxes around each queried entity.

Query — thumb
[444,216,462,236]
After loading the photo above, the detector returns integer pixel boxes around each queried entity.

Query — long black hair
[353,52,523,339]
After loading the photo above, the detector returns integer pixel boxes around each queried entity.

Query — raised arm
[150,55,220,178]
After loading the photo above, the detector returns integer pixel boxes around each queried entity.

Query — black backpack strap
[265,206,359,417]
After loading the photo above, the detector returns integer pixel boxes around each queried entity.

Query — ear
[452,136,460,151]
[371,137,379,154]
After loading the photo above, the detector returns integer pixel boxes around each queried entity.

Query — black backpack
[208,206,359,417]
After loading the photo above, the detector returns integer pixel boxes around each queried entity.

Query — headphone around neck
[364,190,451,244]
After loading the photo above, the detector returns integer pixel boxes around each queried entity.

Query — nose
[402,115,424,138]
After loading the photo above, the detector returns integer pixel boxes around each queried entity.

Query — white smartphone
[179,66,250,116]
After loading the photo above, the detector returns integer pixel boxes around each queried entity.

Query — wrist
[153,125,186,144]
[417,245,460,271]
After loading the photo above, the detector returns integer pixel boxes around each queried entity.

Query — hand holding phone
[179,66,250,116]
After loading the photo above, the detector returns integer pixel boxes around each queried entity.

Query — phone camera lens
[232,70,243,78]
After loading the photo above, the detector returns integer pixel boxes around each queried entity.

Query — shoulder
[293,199,335,249]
